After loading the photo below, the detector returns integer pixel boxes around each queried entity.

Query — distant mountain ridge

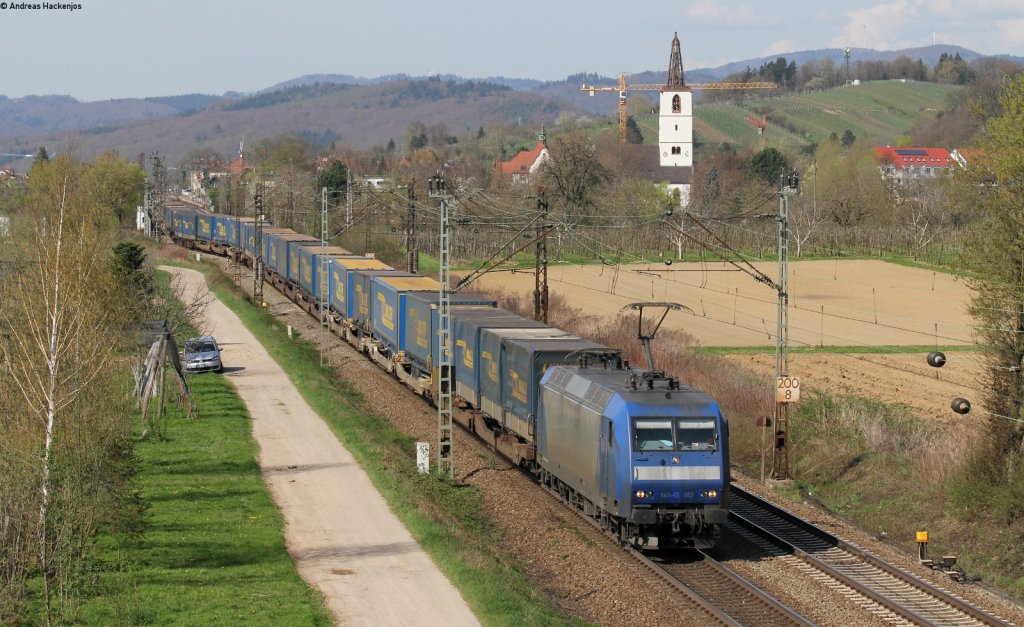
[0,43,1020,166]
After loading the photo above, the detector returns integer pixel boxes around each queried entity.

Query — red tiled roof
[226,157,252,176]
[872,146,953,169]
[497,140,547,175]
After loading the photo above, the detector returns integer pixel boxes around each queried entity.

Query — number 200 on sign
[776,376,800,403]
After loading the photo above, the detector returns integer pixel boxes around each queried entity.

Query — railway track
[729,485,1013,627]
[644,549,814,626]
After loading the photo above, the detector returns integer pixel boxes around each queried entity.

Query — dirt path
[165,266,479,627]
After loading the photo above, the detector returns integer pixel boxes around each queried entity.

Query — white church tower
[659,32,693,168]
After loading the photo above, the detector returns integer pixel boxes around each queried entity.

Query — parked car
[183,336,223,373]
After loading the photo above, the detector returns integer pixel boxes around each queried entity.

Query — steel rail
[729,485,1010,627]
[650,549,815,626]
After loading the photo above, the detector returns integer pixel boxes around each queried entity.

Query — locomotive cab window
[677,418,717,451]
[634,419,674,452]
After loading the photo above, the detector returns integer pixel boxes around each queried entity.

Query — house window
[671,146,681,155]
[672,95,681,113]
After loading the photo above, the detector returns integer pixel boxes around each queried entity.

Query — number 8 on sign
[776,376,801,404]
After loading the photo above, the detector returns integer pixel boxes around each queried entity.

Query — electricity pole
[534,188,549,323]
[253,182,266,308]
[346,173,353,227]
[772,171,799,480]
[429,173,454,479]
[406,180,419,273]
[320,186,330,367]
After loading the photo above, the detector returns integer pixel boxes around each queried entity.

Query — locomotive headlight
[635,490,649,499]
[701,490,718,499]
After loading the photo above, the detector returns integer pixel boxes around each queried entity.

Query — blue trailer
[327,258,393,319]
[451,310,549,408]
[244,224,284,260]
[350,270,415,333]
[226,216,253,250]
[212,214,234,246]
[282,235,320,283]
[369,276,441,356]
[170,208,198,240]
[296,245,352,299]
[477,332,601,437]
[403,293,496,375]
[196,211,214,243]
[262,229,298,273]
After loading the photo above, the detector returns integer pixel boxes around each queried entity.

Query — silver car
[183,336,223,373]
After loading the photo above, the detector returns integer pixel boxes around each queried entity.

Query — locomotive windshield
[676,418,717,451]
[634,419,674,452]
[633,417,717,452]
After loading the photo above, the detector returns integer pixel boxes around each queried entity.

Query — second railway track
[645,549,814,626]
[729,485,1013,627]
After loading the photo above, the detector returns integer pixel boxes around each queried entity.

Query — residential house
[873,146,954,183]
[495,129,549,184]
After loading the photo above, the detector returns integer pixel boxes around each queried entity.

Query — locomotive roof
[548,364,717,409]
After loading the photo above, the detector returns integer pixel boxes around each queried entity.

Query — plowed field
[472,259,983,420]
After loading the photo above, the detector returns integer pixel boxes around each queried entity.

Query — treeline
[0,152,152,623]
[712,50,1003,98]
[224,82,352,111]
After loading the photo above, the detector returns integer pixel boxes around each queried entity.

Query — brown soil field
[472,259,985,420]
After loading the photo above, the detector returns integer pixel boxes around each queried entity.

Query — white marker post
[416,442,430,474]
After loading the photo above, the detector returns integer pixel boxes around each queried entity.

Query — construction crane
[747,113,767,147]
[581,34,777,143]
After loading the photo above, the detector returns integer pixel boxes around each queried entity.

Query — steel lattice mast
[429,173,454,479]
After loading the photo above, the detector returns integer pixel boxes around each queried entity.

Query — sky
[1,0,1022,102]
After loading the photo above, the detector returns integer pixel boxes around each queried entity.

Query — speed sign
[776,376,801,403]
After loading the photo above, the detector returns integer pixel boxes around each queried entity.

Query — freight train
[162,201,729,549]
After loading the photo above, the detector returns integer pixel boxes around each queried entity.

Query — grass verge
[78,348,332,624]
[172,260,569,626]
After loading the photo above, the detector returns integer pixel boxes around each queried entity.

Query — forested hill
[0,93,221,137]
[0,79,570,166]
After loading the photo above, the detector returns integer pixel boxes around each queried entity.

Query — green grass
[175,260,568,625]
[78,373,332,626]
[694,80,962,152]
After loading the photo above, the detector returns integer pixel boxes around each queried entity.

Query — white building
[656,33,693,204]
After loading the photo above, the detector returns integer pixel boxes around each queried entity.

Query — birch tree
[0,154,136,622]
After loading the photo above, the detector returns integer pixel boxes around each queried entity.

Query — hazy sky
[2,0,1022,101]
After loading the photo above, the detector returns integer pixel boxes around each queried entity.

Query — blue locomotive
[163,204,729,548]
[538,361,728,548]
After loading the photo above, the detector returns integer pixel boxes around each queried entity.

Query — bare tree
[0,154,133,622]
[790,168,830,258]
[892,180,954,257]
